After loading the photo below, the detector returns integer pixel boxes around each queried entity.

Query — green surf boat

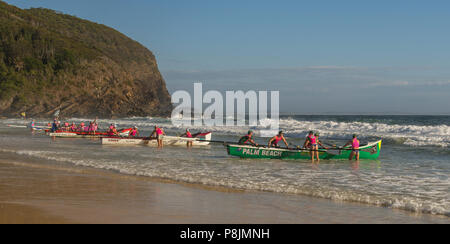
[226,140,382,160]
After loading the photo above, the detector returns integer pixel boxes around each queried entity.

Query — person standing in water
[303,131,318,162]
[343,134,360,161]
[306,132,329,162]
[29,119,35,129]
[181,129,194,148]
[268,131,289,148]
[151,126,166,148]
[51,119,58,132]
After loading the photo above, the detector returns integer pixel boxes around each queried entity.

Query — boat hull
[227,140,382,160]
[48,128,132,138]
[101,133,212,147]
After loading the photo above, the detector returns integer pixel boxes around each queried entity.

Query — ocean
[0,115,449,219]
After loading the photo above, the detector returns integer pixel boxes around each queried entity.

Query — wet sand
[0,159,448,224]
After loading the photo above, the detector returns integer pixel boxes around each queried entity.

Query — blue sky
[5,0,450,114]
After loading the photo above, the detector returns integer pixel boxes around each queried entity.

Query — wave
[2,116,449,147]
[91,117,450,147]
[1,148,448,217]
[278,118,450,147]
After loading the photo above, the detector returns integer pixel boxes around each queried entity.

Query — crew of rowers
[107,124,167,148]
[238,130,360,161]
[47,119,361,160]
[50,119,99,133]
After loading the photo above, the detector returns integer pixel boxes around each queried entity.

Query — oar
[322,141,337,148]
[204,140,242,145]
[201,140,267,147]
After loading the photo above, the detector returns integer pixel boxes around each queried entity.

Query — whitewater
[0,115,449,218]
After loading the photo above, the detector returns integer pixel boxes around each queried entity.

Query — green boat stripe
[227,140,382,160]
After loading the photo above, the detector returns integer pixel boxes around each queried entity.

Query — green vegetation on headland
[0,1,172,118]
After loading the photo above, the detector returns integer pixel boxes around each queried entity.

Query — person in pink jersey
[107,124,119,136]
[89,118,98,134]
[88,122,94,133]
[79,122,86,132]
[151,125,166,148]
[268,131,289,148]
[63,122,70,131]
[304,132,329,162]
[93,122,98,132]
[181,129,194,148]
[70,123,77,132]
[129,126,139,137]
[343,134,360,161]
[304,131,317,162]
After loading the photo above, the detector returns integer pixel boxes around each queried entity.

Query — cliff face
[0,1,172,118]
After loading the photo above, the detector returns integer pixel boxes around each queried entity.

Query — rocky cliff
[0,1,172,118]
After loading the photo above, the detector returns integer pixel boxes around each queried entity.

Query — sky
[4,0,450,114]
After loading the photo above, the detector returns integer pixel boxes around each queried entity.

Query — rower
[151,126,165,148]
[79,122,86,132]
[70,123,77,132]
[309,132,329,162]
[268,131,289,148]
[88,122,95,134]
[238,130,258,146]
[129,126,139,137]
[343,134,360,161]
[315,133,328,149]
[51,119,58,132]
[93,120,98,132]
[303,131,313,149]
[29,119,35,129]
[181,129,193,148]
[89,118,98,134]
[108,124,119,136]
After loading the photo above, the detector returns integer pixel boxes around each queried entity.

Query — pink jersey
[274,135,282,144]
[308,135,317,144]
[156,128,163,135]
[130,129,138,136]
[186,131,192,138]
[352,138,360,149]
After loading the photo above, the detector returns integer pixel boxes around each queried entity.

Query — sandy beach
[0,158,447,224]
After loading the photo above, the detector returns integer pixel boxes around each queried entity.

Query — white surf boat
[7,124,49,131]
[7,124,28,128]
[101,132,212,147]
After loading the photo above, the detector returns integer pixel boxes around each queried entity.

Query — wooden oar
[322,141,337,148]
